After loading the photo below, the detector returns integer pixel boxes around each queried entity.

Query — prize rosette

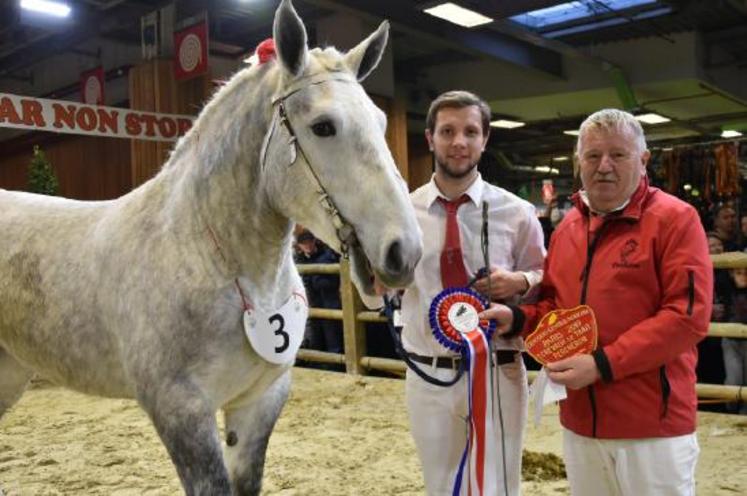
[428,287,499,495]
[428,287,496,353]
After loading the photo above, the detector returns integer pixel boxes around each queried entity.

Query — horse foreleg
[222,370,291,496]
[0,347,33,419]
[139,379,231,496]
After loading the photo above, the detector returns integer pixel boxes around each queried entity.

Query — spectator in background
[712,203,738,251]
[294,229,344,356]
[537,193,558,249]
[739,214,747,250]
[697,232,728,407]
[707,232,732,322]
[724,266,747,414]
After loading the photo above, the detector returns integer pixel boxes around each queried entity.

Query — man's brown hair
[425,90,491,135]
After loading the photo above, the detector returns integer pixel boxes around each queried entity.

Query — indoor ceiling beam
[304,0,563,78]
[0,1,167,78]
[704,23,747,44]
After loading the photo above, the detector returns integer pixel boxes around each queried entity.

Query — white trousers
[563,428,699,496]
[405,354,527,496]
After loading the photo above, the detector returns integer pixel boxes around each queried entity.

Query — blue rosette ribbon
[428,287,496,353]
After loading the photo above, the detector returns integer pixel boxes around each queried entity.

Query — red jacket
[520,178,712,438]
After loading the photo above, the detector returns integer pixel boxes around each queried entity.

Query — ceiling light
[553,156,569,162]
[534,166,551,173]
[662,147,674,151]
[423,3,493,28]
[721,130,743,138]
[563,130,580,136]
[634,113,671,124]
[20,0,71,17]
[490,119,525,129]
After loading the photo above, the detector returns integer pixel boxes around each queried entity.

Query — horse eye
[311,121,336,137]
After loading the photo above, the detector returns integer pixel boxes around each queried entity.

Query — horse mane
[163,46,349,179]
[163,62,276,178]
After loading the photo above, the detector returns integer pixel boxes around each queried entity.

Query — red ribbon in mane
[256,38,276,64]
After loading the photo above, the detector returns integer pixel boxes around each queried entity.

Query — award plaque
[525,305,598,366]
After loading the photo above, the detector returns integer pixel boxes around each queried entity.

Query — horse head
[263,0,422,295]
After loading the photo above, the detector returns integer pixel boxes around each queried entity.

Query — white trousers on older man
[563,428,699,496]
[404,354,527,496]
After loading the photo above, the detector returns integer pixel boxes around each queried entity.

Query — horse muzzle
[372,235,422,289]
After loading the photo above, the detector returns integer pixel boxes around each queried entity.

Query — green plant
[28,145,59,196]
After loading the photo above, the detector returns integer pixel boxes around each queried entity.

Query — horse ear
[344,21,389,82]
[273,0,308,77]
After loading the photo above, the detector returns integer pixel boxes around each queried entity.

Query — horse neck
[150,64,295,296]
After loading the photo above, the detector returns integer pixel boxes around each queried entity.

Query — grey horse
[0,1,422,494]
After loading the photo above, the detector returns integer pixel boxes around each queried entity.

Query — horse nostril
[385,240,404,275]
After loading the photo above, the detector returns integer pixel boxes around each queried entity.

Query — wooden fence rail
[296,252,747,403]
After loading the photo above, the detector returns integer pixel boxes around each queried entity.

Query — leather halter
[259,71,358,257]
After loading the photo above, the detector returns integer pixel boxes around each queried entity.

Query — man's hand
[478,303,514,336]
[472,266,529,300]
[546,354,600,390]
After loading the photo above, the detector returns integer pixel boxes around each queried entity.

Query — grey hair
[575,108,647,154]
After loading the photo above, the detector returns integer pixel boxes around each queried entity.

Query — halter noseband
[260,71,358,257]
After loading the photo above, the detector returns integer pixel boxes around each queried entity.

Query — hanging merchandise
[714,142,740,197]
[662,148,680,193]
[688,146,707,201]
[703,147,714,203]
[680,147,695,194]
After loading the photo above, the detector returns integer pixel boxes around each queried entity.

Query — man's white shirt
[401,173,546,356]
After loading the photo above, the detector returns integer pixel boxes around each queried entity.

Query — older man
[481,109,712,495]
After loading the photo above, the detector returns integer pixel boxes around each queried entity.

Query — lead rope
[383,298,466,387]
[480,200,509,496]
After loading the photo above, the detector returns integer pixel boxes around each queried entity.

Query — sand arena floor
[1,367,746,495]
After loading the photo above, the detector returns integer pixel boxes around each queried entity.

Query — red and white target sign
[174,19,208,81]
[80,67,105,105]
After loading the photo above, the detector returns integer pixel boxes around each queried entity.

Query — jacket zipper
[659,366,671,418]
[687,269,695,316]
[580,218,610,438]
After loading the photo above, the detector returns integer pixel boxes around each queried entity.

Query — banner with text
[0,92,195,142]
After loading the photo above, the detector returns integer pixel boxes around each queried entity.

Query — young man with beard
[401,90,545,495]
[480,109,712,495]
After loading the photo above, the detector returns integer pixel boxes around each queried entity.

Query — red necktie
[439,195,470,289]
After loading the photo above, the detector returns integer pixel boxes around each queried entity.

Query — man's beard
[435,156,479,180]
